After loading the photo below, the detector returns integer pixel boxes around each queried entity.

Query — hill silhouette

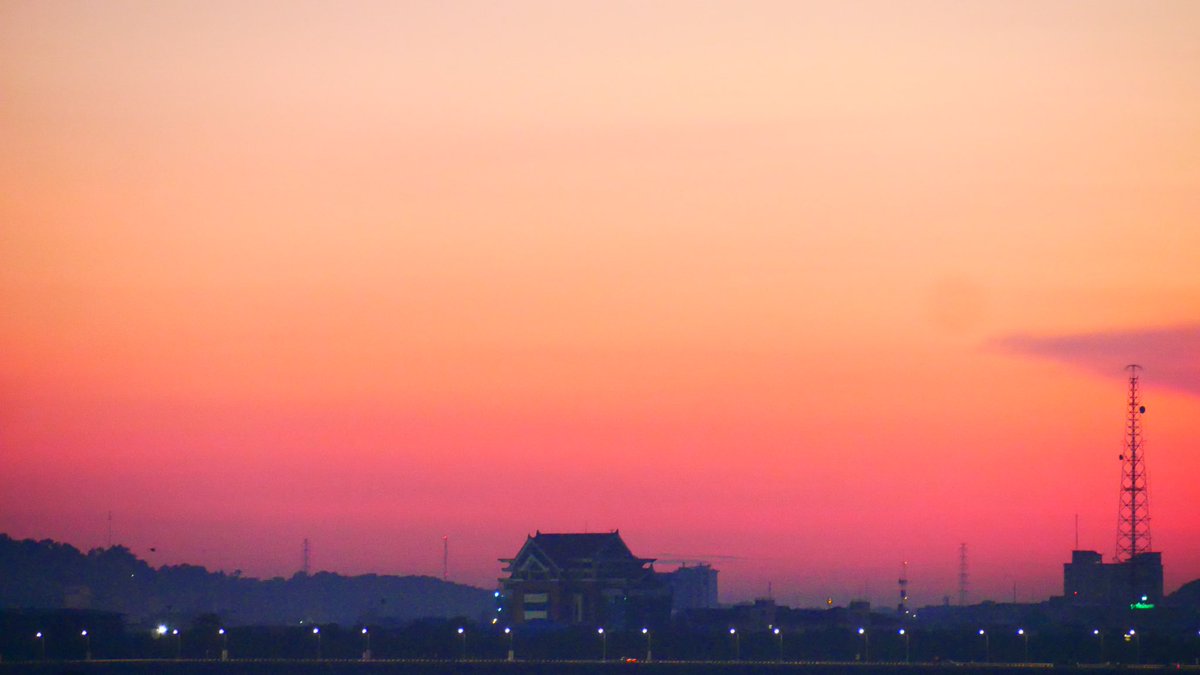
[0,533,492,626]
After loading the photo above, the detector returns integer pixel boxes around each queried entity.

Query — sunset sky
[2,1,1198,607]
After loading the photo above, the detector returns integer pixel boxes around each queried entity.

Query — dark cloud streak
[994,325,1200,397]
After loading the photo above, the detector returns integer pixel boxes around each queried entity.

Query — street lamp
[504,627,514,662]
[978,629,989,662]
[155,624,169,658]
[219,628,228,661]
[1092,629,1103,663]
[598,628,607,661]
[1125,629,1140,664]
[773,627,783,662]
[35,632,45,661]
[642,628,652,662]
[857,627,869,662]
[1017,628,1028,662]
[81,630,91,661]
[172,628,181,659]
[898,629,910,663]
[361,627,371,661]
[312,627,321,660]
[730,628,739,660]
[457,627,466,660]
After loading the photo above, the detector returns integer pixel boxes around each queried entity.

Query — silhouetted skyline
[2,1,1198,606]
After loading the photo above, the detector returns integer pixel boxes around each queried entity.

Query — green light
[1130,601,1155,610]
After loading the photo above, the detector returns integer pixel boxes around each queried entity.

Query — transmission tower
[958,543,968,606]
[898,561,909,614]
[1116,365,1151,561]
[302,538,311,576]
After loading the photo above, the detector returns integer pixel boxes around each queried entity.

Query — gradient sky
[2,1,1198,607]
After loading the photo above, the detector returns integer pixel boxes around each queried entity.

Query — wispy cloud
[994,325,1200,397]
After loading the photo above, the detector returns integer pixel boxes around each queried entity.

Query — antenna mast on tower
[898,561,909,615]
[442,535,449,581]
[302,538,311,576]
[1116,365,1151,561]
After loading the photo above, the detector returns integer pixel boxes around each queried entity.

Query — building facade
[1063,550,1163,607]
[665,564,719,612]
[499,531,670,627]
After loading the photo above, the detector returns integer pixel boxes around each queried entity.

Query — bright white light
[730,628,736,635]
[642,628,648,634]
[504,628,511,634]
[773,628,780,635]
[899,629,906,635]
[978,629,985,635]
[36,632,43,638]
[362,628,369,634]
[598,628,604,634]
[312,628,320,634]
[457,628,464,634]
[219,629,225,635]
[1128,629,1136,636]
[81,630,88,636]
[156,625,168,635]
[1093,629,1100,635]
[857,628,865,635]
[172,629,178,635]
[1017,629,1024,635]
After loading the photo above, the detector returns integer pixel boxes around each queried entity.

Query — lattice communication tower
[1115,365,1151,562]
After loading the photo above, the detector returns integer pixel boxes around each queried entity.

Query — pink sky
[2,1,1198,606]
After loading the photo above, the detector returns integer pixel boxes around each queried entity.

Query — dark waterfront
[2,662,1200,675]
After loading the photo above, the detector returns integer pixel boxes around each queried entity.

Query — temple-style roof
[500,530,655,574]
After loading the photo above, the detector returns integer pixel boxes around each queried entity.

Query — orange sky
[2,1,1198,606]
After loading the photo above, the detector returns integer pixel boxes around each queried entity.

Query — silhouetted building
[499,531,669,627]
[1064,549,1163,607]
[666,564,719,612]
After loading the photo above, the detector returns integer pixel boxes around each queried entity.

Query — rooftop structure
[499,531,669,627]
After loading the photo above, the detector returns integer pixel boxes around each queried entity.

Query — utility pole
[958,544,969,606]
